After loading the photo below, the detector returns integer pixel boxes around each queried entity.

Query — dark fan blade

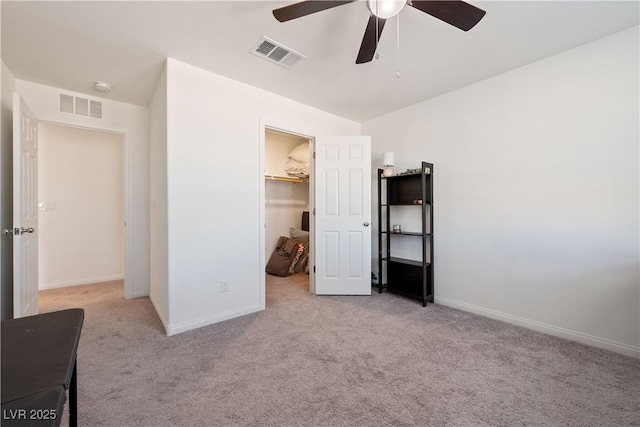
[273,0,356,22]
[410,0,486,31]
[356,15,386,64]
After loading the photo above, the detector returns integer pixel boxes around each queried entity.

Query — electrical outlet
[220,280,230,293]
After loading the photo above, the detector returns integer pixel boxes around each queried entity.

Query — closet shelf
[265,175,309,184]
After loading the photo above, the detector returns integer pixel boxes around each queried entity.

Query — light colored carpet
[40,276,639,426]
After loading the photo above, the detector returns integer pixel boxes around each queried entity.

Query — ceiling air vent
[58,93,103,119]
[251,36,304,69]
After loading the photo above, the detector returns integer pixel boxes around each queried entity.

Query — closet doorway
[37,123,125,298]
[264,128,312,297]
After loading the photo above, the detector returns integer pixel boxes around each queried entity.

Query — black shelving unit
[377,162,434,306]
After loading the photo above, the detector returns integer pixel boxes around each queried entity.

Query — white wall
[363,27,640,357]
[15,80,150,298]
[162,58,360,335]
[265,129,309,255]
[149,63,169,327]
[1,60,16,319]
[37,123,124,289]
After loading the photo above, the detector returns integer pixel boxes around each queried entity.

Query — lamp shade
[382,152,395,166]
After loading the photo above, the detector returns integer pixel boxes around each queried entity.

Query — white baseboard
[436,296,640,359]
[129,291,149,299]
[165,304,263,336]
[39,274,124,290]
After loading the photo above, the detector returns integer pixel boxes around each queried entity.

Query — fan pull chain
[396,13,400,78]
[375,0,380,60]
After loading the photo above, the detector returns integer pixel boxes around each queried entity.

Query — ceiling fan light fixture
[93,81,112,93]
[367,0,407,19]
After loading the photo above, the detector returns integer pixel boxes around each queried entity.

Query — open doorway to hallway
[37,123,125,305]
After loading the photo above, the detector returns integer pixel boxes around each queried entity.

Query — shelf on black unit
[381,171,427,180]
[382,257,430,267]
[382,231,430,236]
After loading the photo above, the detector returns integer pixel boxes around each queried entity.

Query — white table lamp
[382,152,395,177]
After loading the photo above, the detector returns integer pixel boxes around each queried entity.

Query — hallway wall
[38,123,125,289]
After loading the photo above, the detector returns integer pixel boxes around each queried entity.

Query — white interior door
[13,93,39,318]
[315,136,371,295]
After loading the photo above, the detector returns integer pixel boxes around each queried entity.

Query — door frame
[37,120,134,299]
[259,118,316,309]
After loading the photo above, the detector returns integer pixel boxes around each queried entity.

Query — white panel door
[13,93,39,318]
[315,136,371,295]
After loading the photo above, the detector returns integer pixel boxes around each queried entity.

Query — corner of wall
[149,59,170,328]
[164,304,262,336]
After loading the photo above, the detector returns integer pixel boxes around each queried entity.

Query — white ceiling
[2,1,638,122]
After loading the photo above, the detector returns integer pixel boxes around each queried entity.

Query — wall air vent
[90,100,102,119]
[251,36,304,69]
[58,93,103,119]
[60,94,74,114]
[75,97,89,116]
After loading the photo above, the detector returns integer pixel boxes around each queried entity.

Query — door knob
[363,222,369,227]
[20,227,35,234]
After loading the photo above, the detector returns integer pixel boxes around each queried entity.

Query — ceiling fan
[273,0,486,64]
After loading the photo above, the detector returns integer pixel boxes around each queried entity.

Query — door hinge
[313,152,316,159]
[312,208,315,215]
[313,266,316,273]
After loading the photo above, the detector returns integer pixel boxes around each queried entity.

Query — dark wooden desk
[1,309,84,427]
